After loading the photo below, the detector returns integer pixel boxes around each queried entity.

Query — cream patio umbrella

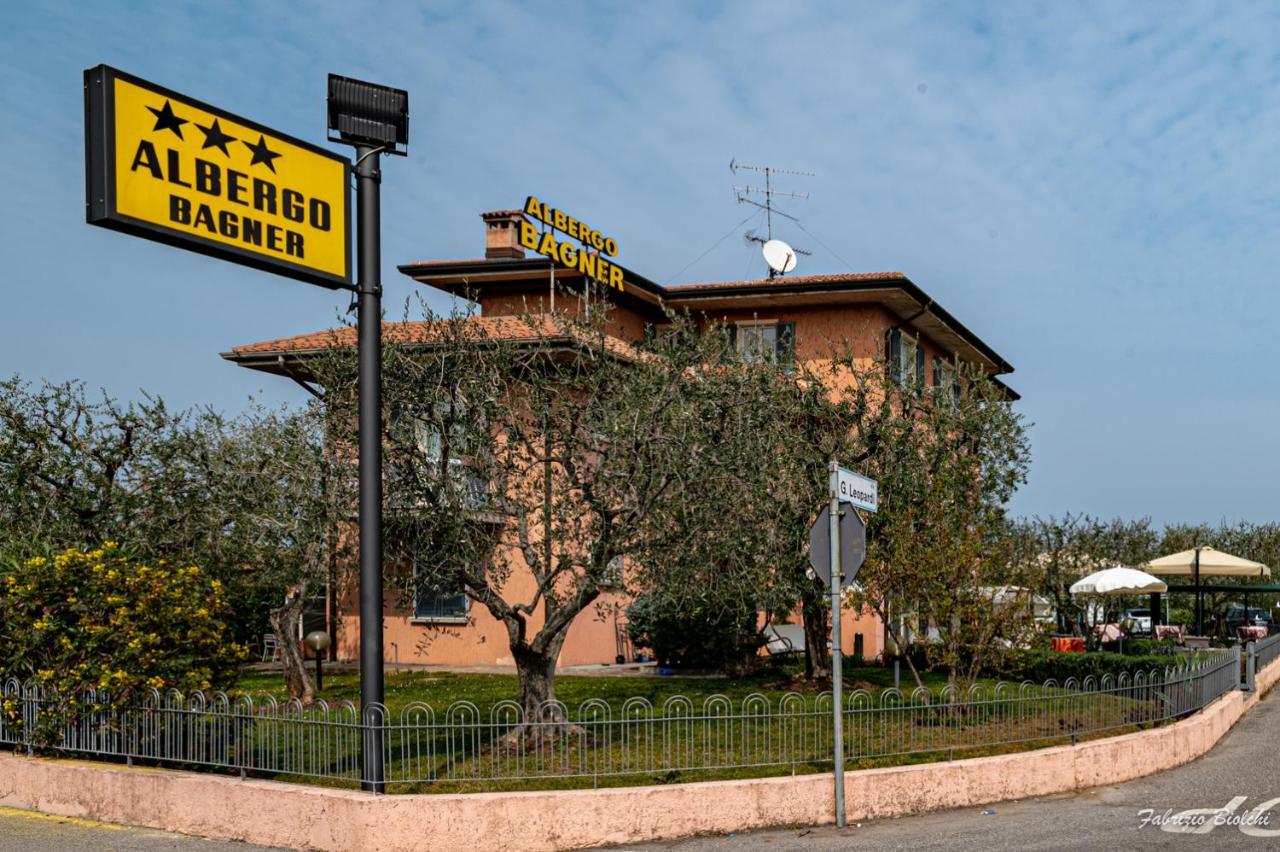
[1141,546,1270,635]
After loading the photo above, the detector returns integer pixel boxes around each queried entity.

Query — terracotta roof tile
[228,316,641,360]
[403,257,493,267]
[666,271,906,292]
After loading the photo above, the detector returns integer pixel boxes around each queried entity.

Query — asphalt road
[628,687,1280,851]
[0,807,284,851]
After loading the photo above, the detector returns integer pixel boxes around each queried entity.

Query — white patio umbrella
[1070,567,1168,643]
[1140,546,1270,635]
[1069,566,1168,596]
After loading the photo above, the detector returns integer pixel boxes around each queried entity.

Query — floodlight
[327,74,409,154]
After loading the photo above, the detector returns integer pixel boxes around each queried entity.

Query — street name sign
[808,503,866,589]
[84,65,352,289]
[836,466,877,513]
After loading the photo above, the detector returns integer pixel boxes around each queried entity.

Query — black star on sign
[243,134,281,173]
[195,118,236,156]
[147,100,188,139]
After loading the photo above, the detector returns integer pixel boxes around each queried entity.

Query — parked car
[1122,608,1152,635]
[1224,605,1274,636]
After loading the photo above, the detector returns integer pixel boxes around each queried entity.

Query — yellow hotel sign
[85,65,351,289]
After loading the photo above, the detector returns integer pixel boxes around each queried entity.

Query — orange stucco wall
[335,583,630,669]
[840,603,885,659]
[479,288,654,344]
[698,302,950,380]
[335,590,884,667]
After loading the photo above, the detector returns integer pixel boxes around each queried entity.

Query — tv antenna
[730,159,813,277]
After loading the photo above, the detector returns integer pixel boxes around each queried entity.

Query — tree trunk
[879,605,926,693]
[801,580,830,682]
[1052,584,1071,634]
[513,643,559,721]
[506,636,581,744]
[268,584,315,705]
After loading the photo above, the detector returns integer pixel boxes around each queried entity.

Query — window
[391,403,489,508]
[731,320,795,365]
[412,559,469,622]
[412,409,466,466]
[643,322,674,343]
[414,586,469,621]
[601,555,625,592]
[887,328,924,385]
[932,356,961,404]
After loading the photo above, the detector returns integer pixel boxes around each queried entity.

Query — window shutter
[776,321,795,364]
[915,345,925,385]
[887,328,902,382]
[727,323,737,349]
[931,356,942,387]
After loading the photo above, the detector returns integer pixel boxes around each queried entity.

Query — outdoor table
[1154,624,1185,644]
[1051,636,1085,653]
[1238,625,1268,642]
[1091,623,1124,642]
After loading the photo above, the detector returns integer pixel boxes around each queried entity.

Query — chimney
[481,209,527,259]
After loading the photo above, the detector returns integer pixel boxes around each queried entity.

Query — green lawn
[225,662,1166,794]
[234,660,958,717]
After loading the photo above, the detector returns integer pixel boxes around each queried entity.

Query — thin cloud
[2,0,1278,523]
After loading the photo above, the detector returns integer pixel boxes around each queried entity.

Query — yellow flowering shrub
[0,544,247,706]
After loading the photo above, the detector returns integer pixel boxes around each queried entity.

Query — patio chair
[261,632,282,662]
[764,624,806,656]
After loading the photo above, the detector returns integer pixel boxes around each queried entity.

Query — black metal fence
[0,646,1246,790]
[1253,632,1280,673]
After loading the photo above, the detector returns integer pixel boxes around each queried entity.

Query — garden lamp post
[305,630,332,693]
[1120,617,1135,655]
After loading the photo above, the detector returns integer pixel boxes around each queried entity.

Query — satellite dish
[762,239,798,274]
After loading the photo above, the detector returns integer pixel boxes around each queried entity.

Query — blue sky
[3,1,1279,525]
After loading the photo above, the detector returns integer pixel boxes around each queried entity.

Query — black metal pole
[355,143,385,793]
[1194,546,1202,637]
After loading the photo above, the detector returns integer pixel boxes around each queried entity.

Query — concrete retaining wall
[2,657,1276,851]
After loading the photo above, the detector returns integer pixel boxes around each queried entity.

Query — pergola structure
[1162,582,1280,634]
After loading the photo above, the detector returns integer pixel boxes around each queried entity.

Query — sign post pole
[355,143,385,793]
[828,460,845,828]
[808,464,874,830]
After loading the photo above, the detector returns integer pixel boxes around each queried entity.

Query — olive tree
[1016,514,1158,632]
[0,376,346,702]
[846,360,1036,693]
[624,340,856,681]
[315,307,783,732]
